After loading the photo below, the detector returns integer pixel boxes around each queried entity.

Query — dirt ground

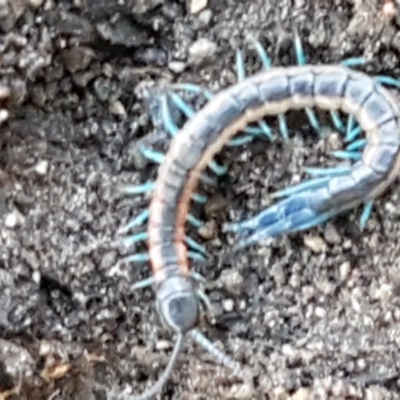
[1,0,400,399]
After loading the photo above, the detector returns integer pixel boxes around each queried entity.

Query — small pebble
[339,261,351,282]
[292,387,312,400]
[198,220,217,240]
[324,223,341,244]
[109,100,127,118]
[190,0,208,14]
[218,269,244,295]
[0,85,11,100]
[189,38,217,65]
[223,298,234,312]
[0,109,9,124]
[28,0,44,8]
[168,61,186,73]
[304,235,327,253]
[4,210,23,228]
[34,160,48,175]
[156,340,171,351]
[198,9,213,25]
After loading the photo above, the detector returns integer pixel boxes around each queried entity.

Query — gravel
[0,0,400,399]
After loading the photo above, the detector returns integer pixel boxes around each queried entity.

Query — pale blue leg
[345,138,367,152]
[184,236,209,256]
[171,83,214,100]
[121,182,155,195]
[271,176,331,199]
[121,231,209,258]
[329,110,345,133]
[226,136,254,147]
[200,173,218,186]
[340,58,366,68]
[132,269,207,292]
[186,213,203,228]
[233,209,338,250]
[118,209,150,234]
[121,232,148,246]
[360,201,373,230]
[208,160,227,176]
[191,193,208,204]
[161,93,180,136]
[375,76,400,88]
[278,113,289,141]
[332,150,362,161]
[188,251,207,261]
[304,166,352,177]
[140,146,165,164]
[121,252,150,264]
[122,249,205,266]
[121,209,203,233]
[132,276,154,290]
[344,126,363,143]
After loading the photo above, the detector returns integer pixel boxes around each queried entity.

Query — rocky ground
[1,0,400,399]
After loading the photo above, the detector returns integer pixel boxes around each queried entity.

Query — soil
[1,0,400,399]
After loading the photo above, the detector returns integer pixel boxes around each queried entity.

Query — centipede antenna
[190,329,241,374]
[161,93,180,136]
[197,290,215,321]
[133,334,185,400]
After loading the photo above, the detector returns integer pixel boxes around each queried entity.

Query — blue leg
[132,276,154,290]
[271,177,331,199]
[140,146,165,164]
[304,166,352,177]
[184,236,210,257]
[329,110,345,133]
[234,208,338,250]
[360,201,373,230]
[332,150,362,161]
[161,93,180,136]
[121,232,148,246]
[121,252,150,264]
[118,209,150,234]
[375,76,400,88]
[344,125,363,143]
[186,213,203,228]
[191,193,208,204]
[132,269,207,292]
[340,58,366,68]
[121,231,210,258]
[121,182,155,195]
[122,248,205,267]
[278,114,289,141]
[345,138,367,152]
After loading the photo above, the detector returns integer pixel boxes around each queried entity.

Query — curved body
[149,65,400,280]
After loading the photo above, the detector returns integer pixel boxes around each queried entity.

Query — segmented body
[122,40,400,399]
[150,64,400,280]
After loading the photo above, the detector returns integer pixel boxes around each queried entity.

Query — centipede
[119,36,400,399]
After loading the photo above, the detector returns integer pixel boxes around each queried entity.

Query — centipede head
[156,275,200,334]
[131,276,200,399]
